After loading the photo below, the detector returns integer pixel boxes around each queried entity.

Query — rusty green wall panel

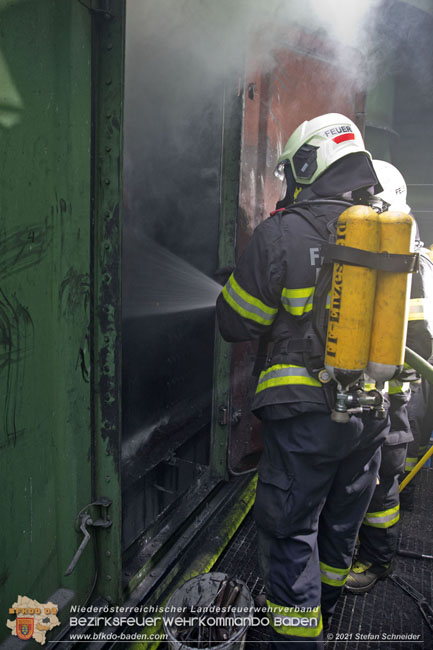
[90,0,125,604]
[0,0,94,639]
[210,83,243,479]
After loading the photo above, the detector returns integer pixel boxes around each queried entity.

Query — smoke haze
[125,0,385,93]
[121,0,433,526]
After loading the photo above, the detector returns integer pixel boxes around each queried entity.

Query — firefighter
[216,114,390,649]
[401,246,433,511]
[401,361,433,511]
[345,161,433,594]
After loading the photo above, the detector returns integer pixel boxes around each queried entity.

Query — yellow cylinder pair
[367,211,415,383]
[325,206,414,388]
[325,205,380,387]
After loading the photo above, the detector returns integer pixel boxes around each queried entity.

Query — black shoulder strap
[284,202,349,347]
[269,201,350,354]
[312,263,332,348]
[323,243,419,273]
[278,200,352,241]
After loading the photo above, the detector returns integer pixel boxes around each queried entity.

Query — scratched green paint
[209,84,243,480]
[0,0,94,641]
[91,0,125,604]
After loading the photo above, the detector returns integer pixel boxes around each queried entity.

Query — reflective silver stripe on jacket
[281,287,331,316]
[408,298,425,321]
[281,286,315,315]
[256,364,322,394]
[222,274,277,325]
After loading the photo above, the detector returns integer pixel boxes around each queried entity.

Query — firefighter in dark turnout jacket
[216,114,390,649]
[345,161,433,593]
[403,349,433,508]
[403,249,433,507]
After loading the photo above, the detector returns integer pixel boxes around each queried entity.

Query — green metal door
[0,0,96,639]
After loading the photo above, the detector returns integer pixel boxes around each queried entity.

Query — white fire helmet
[274,113,370,185]
[372,159,410,213]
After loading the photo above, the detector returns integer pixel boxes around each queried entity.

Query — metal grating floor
[214,469,433,649]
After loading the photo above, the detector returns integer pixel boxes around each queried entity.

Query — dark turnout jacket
[216,202,433,420]
[217,200,347,418]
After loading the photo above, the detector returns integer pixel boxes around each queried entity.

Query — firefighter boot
[345,560,392,594]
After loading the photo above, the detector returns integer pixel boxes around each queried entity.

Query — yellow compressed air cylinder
[325,205,380,388]
[367,211,415,384]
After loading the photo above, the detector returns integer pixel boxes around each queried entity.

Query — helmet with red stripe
[274,113,370,186]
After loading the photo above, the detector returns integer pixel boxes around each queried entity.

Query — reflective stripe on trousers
[363,504,400,528]
[319,561,351,587]
[405,456,418,472]
[266,600,323,639]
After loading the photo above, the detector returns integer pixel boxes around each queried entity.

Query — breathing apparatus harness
[255,199,419,420]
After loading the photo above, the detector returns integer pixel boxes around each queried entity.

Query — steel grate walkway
[214,468,433,649]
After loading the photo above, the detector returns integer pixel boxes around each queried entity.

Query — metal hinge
[64,498,112,576]
[218,405,228,426]
[218,406,241,427]
[77,0,113,17]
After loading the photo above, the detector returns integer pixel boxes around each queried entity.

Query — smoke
[124,0,385,256]
[123,0,433,298]
[368,1,433,99]
[125,0,385,92]
[120,0,433,488]
[305,0,381,44]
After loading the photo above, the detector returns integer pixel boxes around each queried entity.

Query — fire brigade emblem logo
[16,617,34,640]
[6,596,60,645]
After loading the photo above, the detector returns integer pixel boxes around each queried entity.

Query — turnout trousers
[357,394,410,564]
[357,442,407,565]
[401,379,433,508]
[406,378,433,473]
[254,411,387,650]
